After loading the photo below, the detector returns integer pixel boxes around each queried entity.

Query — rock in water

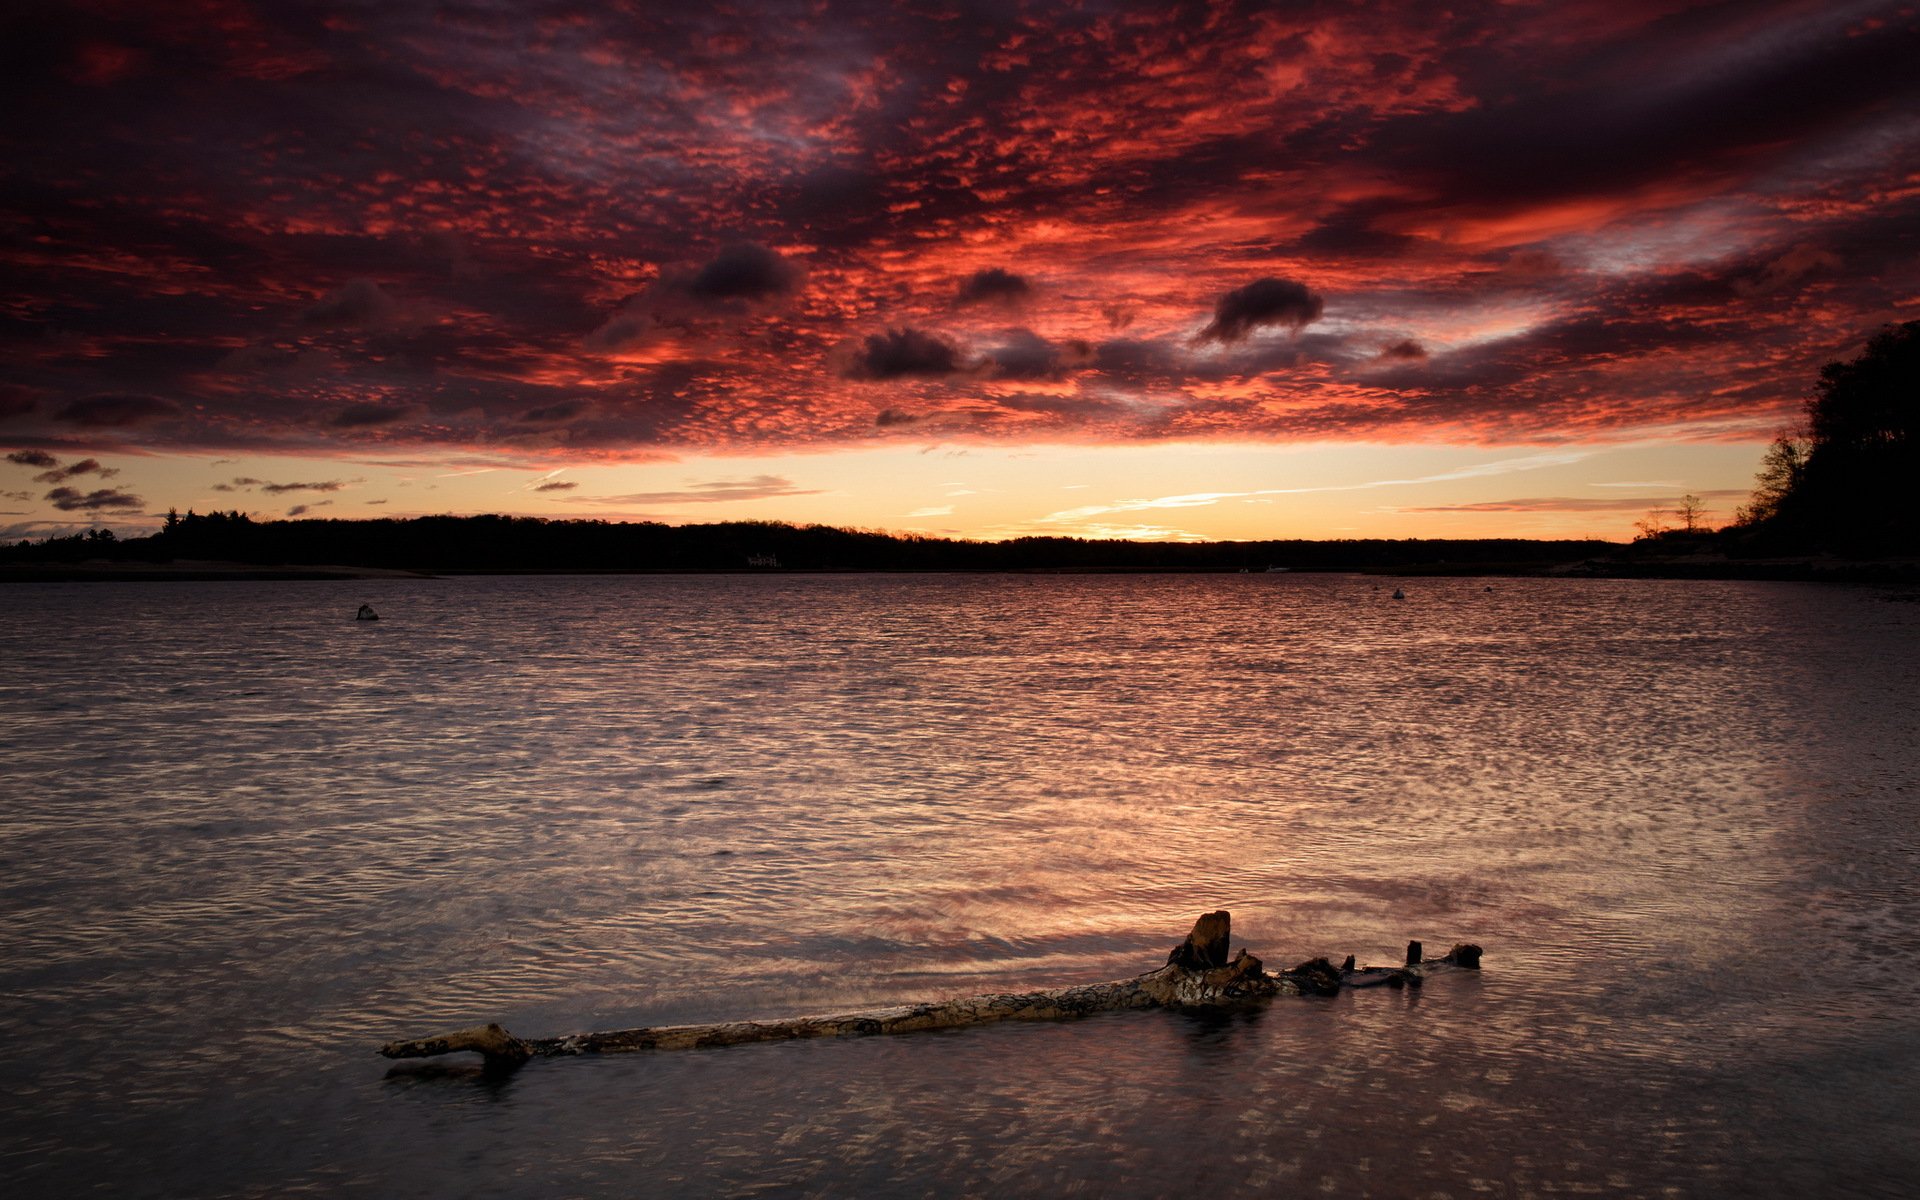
[1167,909,1232,970]
[1287,957,1344,996]
[356,604,379,621]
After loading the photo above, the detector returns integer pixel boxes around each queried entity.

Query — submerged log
[379,912,1483,1069]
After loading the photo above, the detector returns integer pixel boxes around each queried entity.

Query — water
[1,573,1916,1197]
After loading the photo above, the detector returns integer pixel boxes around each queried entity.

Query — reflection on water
[2,574,1917,1197]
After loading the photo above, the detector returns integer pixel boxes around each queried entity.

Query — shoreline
[0,560,436,582]
[5,557,1917,584]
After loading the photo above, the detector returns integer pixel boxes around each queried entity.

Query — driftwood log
[380,911,1482,1069]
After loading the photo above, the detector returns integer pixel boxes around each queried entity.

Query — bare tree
[1675,494,1707,533]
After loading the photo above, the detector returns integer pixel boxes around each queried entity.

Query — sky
[2,0,1916,544]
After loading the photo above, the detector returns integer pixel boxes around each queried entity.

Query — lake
[2,573,1917,1197]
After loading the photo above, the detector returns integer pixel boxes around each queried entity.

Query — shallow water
[2,573,1917,1197]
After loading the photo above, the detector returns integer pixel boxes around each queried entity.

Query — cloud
[985,330,1094,381]
[1039,453,1592,523]
[1399,488,1746,514]
[582,474,822,506]
[331,404,414,428]
[1380,339,1428,361]
[217,476,349,494]
[1196,278,1325,344]
[534,480,578,491]
[53,394,180,427]
[260,479,347,494]
[586,244,801,352]
[837,327,967,381]
[0,386,37,421]
[34,457,119,483]
[584,308,659,353]
[516,400,591,426]
[286,500,335,516]
[301,279,400,328]
[6,450,59,469]
[956,268,1032,307]
[0,3,1911,462]
[45,486,144,511]
[1734,244,1842,297]
[679,243,801,305]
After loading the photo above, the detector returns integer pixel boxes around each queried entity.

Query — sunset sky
[3,0,1916,543]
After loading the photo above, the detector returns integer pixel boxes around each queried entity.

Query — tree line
[1727,319,1916,556]
[1621,320,1915,559]
[2,508,1611,574]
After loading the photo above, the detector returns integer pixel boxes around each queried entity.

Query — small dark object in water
[1391,587,1406,600]
[356,604,379,621]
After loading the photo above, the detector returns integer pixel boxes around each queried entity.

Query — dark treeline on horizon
[0,510,1616,574]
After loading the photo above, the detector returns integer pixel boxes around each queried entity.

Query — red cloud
[0,2,1912,461]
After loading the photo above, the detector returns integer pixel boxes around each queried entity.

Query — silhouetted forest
[1,509,1613,575]
[1728,319,1918,556]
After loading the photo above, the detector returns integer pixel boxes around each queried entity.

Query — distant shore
[6,555,1916,584]
[0,559,434,583]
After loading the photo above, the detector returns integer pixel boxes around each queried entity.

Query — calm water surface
[2,574,1917,1197]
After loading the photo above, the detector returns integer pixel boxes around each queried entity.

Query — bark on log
[379,912,1482,1068]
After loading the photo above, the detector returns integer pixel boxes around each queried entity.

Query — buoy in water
[1391,588,1406,600]
[357,604,379,621]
